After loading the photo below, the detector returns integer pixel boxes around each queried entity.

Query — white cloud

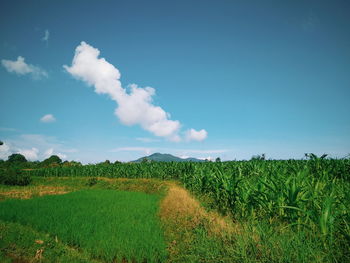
[16,134,76,154]
[64,41,206,141]
[185,128,208,141]
[136,137,160,143]
[57,153,67,160]
[44,148,54,157]
[1,56,48,79]
[44,148,67,160]
[110,147,153,155]
[18,147,39,161]
[40,114,56,123]
[0,142,11,160]
[177,149,229,154]
[42,29,49,45]
[0,134,76,161]
[198,156,215,161]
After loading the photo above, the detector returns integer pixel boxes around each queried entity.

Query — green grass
[0,220,97,263]
[0,189,167,262]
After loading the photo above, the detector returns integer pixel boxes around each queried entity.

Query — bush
[41,155,62,167]
[87,177,98,186]
[0,169,32,186]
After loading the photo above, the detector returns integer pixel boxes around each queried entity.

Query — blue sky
[0,0,349,162]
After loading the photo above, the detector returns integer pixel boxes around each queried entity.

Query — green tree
[41,155,62,166]
[8,153,27,163]
[0,141,3,145]
[215,157,221,162]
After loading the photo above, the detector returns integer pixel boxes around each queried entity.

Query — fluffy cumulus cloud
[186,128,208,141]
[40,114,56,123]
[1,143,40,161]
[0,142,11,160]
[64,41,206,141]
[1,56,48,79]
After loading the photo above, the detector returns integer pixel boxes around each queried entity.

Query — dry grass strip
[160,182,237,237]
[0,186,68,200]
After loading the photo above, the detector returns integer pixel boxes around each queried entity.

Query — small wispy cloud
[176,149,229,154]
[185,129,208,141]
[110,147,154,155]
[136,137,160,143]
[197,156,216,161]
[42,29,49,46]
[40,114,56,123]
[0,127,17,132]
[1,56,48,79]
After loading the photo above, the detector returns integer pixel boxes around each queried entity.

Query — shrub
[0,169,32,186]
[87,177,98,186]
[41,155,62,167]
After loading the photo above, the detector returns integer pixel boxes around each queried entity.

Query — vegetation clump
[0,168,31,186]
[86,177,98,186]
[41,155,62,167]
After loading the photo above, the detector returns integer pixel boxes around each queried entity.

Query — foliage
[0,169,32,186]
[41,155,62,167]
[7,153,27,163]
[305,153,328,160]
[86,177,98,186]
[62,160,82,167]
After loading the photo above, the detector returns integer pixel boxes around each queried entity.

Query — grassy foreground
[0,189,167,262]
[0,177,239,263]
[0,171,349,262]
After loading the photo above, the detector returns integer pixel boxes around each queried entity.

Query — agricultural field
[0,158,350,262]
[2,1,350,262]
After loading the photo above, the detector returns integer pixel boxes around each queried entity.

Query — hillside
[132,153,204,163]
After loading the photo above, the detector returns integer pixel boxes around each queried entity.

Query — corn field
[27,158,350,260]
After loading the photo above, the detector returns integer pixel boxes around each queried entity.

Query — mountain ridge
[132,153,204,163]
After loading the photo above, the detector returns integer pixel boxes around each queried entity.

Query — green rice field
[0,189,167,262]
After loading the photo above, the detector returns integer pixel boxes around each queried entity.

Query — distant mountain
[132,153,204,163]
